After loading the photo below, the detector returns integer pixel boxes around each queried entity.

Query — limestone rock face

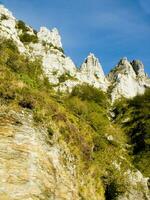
[0,108,107,200]
[0,110,79,200]
[117,170,150,200]
[107,58,150,102]
[55,53,109,92]
[76,53,109,91]
[80,53,105,78]
[37,27,62,48]
[42,53,77,84]
[28,42,77,85]
[131,60,145,76]
[0,5,26,53]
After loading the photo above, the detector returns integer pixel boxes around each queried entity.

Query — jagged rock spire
[80,53,105,78]
[75,53,109,91]
[37,27,62,48]
[116,57,136,76]
[107,57,149,102]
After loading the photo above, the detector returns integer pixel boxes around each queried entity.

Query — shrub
[114,89,150,176]
[42,42,64,53]
[66,96,88,117]
[19,33,38,43]
[0,39,18,52]
[71,84,108,107]
[16,20,30,32]
[16,20,38,44]
[47,127,54,137]
[1,14,8,20]
[58,72,76,83]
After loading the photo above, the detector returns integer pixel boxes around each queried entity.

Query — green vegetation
[58,72,77,83]
[63,84,130,197]
[19,32,38,43]
[47,126,54,138]
[15,20,38,44]
[16,20,30,32]
[0,39,52,108]
[0,14,8,20]
[71,84,108,107]
[43,41,64,53]
[0,39,148,199]
[113,90,150,177]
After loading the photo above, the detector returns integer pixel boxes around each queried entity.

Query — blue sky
[1,0,150,75]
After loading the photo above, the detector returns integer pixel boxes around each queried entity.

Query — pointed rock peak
[107,57,137,82]
[87,52,96,58]
[131,60,145,77]
[51,27,60,34]
[84,53,98,63]
[118,57,131,66]
[37,26,62,48]
[83,53,102,69]
[0,4,15,20]
[113,57,135,75]
[81,53,105,78]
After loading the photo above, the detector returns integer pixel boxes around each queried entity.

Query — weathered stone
[107,58,150,102]
[131,60,145,76]
[37,27,62,48]
[0,5,26,53]
[76,53,109,91]
[0,111,78,200]
[117,170,150,200]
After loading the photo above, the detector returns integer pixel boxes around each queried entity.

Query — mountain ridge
[0,4,150,101]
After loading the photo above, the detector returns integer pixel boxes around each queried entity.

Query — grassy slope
[113,91,150,177]
[0,39,148,199]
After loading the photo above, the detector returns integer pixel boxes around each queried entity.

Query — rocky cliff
[0,4,150,200]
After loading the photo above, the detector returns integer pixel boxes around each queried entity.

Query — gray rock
[131,60,145,76]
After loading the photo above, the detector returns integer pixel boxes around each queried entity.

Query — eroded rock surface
[107,57,150,102]
[0,110,78,200]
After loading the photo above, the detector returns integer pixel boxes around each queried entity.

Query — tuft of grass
[42,41,64,53]
[58,72,77,83]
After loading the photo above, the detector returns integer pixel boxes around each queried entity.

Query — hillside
[0,4,149,200]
